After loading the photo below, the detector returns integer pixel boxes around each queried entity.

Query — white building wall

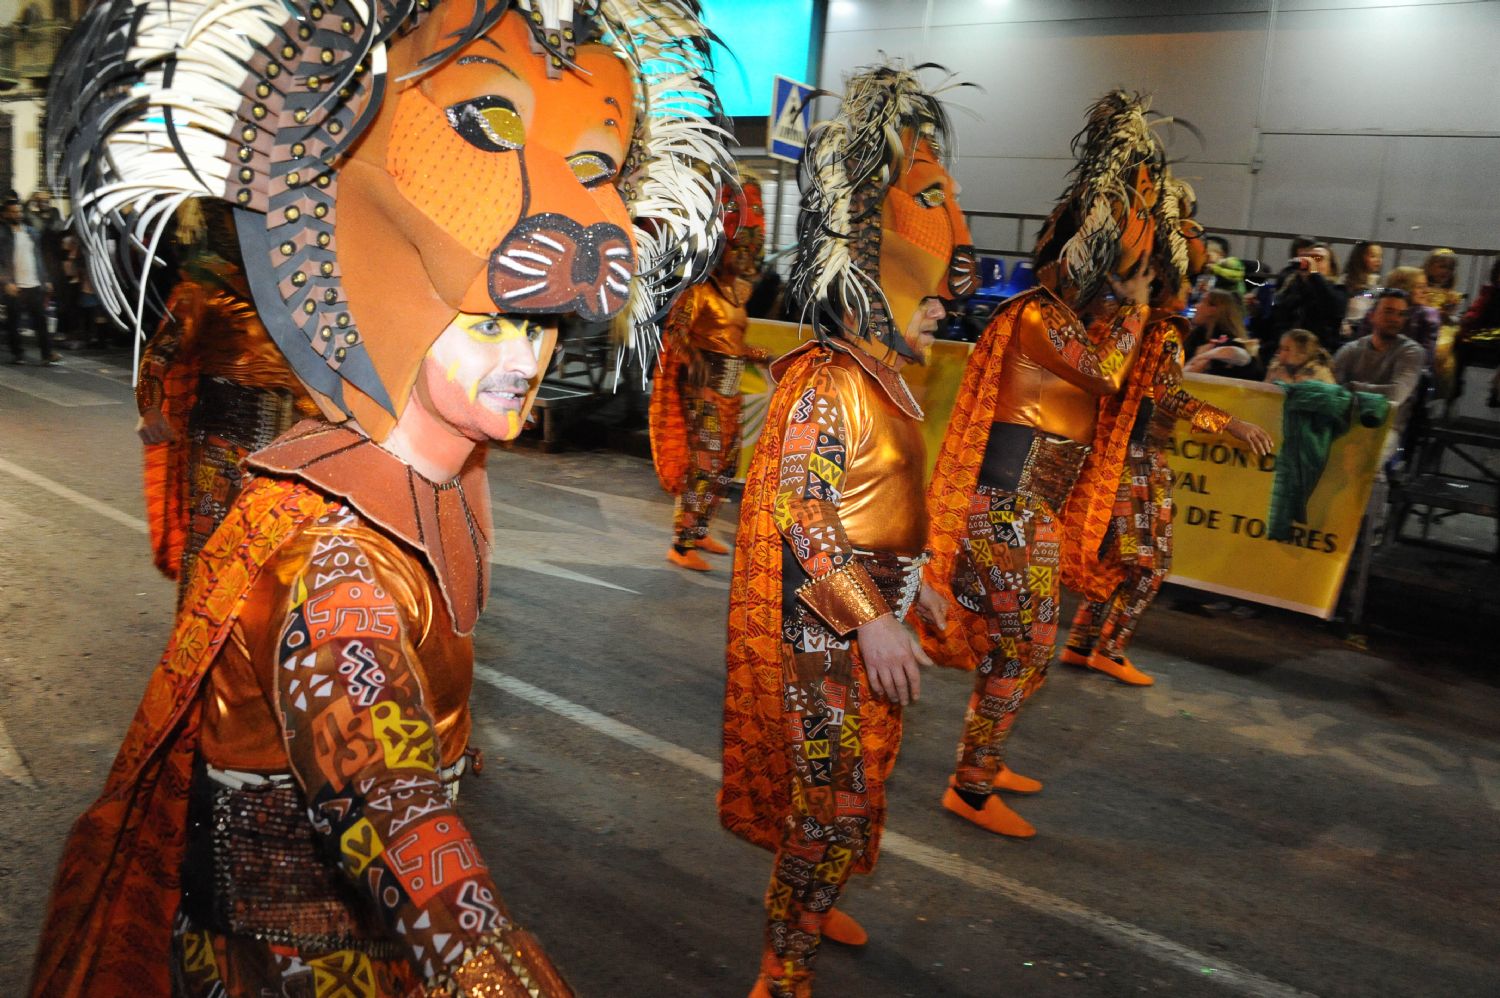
[815,0,1500,254]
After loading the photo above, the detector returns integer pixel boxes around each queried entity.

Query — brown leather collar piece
[247,421,492,635]
[770,339,924,420]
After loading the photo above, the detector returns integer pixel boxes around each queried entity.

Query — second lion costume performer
[1060,176,1273,684]
[718,64,976,998]
[31,1,731,995]
[651,170,771,571]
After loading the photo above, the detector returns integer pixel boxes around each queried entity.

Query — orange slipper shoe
[1085,650,1154,686]
[667,547,712,572]
[696,535,730,555]
[822,907,868,946]
[1058,646,1091,669]
[942,778,1036,838]
[994,765,1043,795]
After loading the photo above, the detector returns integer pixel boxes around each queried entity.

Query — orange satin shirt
[990,296,1147,442]
[198,520,472,773]
[682,279,756,358]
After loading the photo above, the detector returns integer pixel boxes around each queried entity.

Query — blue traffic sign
[768,75,814,163]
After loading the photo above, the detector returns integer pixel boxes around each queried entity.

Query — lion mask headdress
[49,0,734,439]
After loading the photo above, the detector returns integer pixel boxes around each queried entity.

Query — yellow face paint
[506,410,520,436]
[456,313,534,344]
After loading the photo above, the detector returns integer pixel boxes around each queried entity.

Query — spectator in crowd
[1381,265,1441,359]
[2,195,58,364]
[1332,288,1425,462]
[1458,258,1500,407]
[1268,240,1347,353]
[1264,328,1335,384]
[1422,248,1464,323]
[1193,235,1247,299]
[1185,288,1264,380]
[1340,240,1383,339]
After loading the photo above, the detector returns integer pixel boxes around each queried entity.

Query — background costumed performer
[718,63,976,998]
[651,168,771,571]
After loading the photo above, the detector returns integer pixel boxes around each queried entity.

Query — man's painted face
[333,6,638,436]
[721,180,765,279]
[878,136,976,360]
[416,314,558,443]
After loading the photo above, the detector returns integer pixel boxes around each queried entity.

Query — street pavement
[2,352,1498,997]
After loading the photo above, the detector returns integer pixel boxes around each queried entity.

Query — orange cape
[141,354,201,580]
[647,332,690,494]
[718,344,901,875]
[1058,314,1174,602]
[29,478,330,998]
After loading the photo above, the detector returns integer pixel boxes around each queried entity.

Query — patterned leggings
[950,486,1062,794]
[673,389,742,546]
[1067,448,1172,660]
[762,605,891,998]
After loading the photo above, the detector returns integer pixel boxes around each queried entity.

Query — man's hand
[1108,262,1157,307]
[915,581,949,632]
[137,407,177,445]
[1227,416,1274,456]
[855,612,931,706]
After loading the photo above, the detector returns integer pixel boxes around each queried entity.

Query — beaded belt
[978,421,1090,509]
[193,376,301,448]
[180,752,478,957]
[700,351,747,397]
[856,549,930,620]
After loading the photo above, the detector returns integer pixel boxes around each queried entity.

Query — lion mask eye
[567,152,619,188]
[446,96,526,153]
[916,183,946,209]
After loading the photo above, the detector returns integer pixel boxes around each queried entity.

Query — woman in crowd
[1269,240,1347,351]
[1340,240,1383,340]
[1264,328,1335,384]
[1422,248,1466,397]
[1383,265,1442,359]
[1186,288,1265,380]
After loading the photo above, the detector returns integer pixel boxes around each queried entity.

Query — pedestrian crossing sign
[768,76,814,164]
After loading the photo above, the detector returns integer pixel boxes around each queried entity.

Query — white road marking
[477,666,1319,998]
[0,455,147,534]
[0,362,122,406]
[0,716,37,788]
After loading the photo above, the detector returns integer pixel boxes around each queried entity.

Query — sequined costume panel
[721,346,927,995]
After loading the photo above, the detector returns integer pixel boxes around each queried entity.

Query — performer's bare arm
[274,518,570,995]
[775,366,929,704]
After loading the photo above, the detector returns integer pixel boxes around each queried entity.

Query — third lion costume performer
[1060,174,1273,685]
[718,63,976,998]
[31,1,731,995]
[918,91,1170,840]
[651,168,771,571]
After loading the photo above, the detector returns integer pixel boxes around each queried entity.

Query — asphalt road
[2,352,1497,997]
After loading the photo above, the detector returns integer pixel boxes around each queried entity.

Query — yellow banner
[736,320,1387,617]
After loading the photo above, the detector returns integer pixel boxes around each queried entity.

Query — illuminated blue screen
[701,0,815,117]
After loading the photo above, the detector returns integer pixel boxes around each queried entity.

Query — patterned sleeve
[274,511,570,996]
[135,280,200,414]
[1032,297,1150,395]
[772,364,890,635]
[1154,329,1232,433]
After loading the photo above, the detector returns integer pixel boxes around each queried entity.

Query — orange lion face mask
[878,135,977,359]
[333,7,638,438]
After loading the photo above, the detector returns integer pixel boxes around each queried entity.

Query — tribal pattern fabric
[672,387,743,545]
[951,486,1062,792]
[721,349,907,998]
[1065,319,1230,658]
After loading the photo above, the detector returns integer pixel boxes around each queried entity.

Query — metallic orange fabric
[28,478,330,998]
[649,302,692,494]
[719,345,902,875]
